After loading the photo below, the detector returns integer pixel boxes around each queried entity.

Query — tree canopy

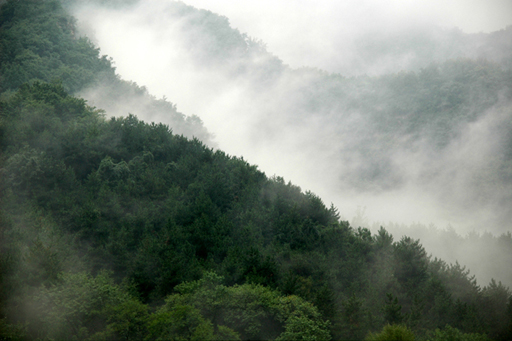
[0,0,511,340]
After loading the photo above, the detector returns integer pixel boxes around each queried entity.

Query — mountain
[70,0,512,234]
[1,1,511,340]
[0,0,212,143]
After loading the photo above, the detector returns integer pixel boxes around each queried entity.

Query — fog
[182,0,512,73]
[69,0,512,287]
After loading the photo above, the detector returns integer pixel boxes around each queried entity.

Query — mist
[182,0,512,73]
[68,0,512,288]
[5,1,512,338]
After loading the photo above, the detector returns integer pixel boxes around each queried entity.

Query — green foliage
[339,294,368,340]
[1,70,510,341]
[92,299,150,341]
[480,279,511,337]
[160,272,331,340]
[0,318,28,341]
[384,294,404,325]
[427,325,492,341]
[393,237,429,290]
[276,314,331,341]
[366,324,416,341]
[1,1,512,340]
[28,271,132,340]
[146,304,218,341]
[0,0,112,93]
[0,0,212,143]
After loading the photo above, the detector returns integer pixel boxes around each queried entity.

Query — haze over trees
[72,0,512,234]
[70,0,512,289]
[1,0,511,340]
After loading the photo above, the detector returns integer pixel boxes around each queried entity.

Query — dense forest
[71,0,512,291]
[1,0,511,340]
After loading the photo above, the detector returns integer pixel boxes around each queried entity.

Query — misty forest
[1,0,512,340]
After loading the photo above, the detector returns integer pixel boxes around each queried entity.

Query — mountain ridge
[1,0,511,340]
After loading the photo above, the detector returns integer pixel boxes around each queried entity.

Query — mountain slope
[78,2,512,232]
[70,0,512,233]
[2,76,510,341]
[0,0,212,143]
[1,1,511,340]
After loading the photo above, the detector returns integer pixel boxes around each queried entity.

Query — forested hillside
[71,0,512,234]
[1,0,511,340]
[372,223,512,289]
[0,0,212,143]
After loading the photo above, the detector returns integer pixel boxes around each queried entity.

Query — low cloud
[70,0,512,235]
[183,0,512,73]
